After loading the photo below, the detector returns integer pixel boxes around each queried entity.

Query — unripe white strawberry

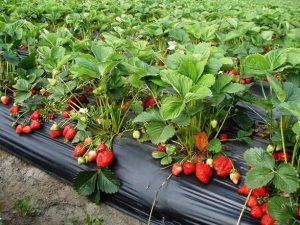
[206,158,213,167]
[132,130,141,139]
[230,172,241,184]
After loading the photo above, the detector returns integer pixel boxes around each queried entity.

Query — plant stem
[260,80,267,100]
[214,105,232,139]
[291,137,299,166]
[236,190,253,225]
[280,115,287,163]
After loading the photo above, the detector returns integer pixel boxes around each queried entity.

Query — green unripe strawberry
[266,144,275,153]
[210,119,218,128]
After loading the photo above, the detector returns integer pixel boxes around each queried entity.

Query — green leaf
[214,74,233,93]
[161,156,173,165]
[233,112,254,130]
[91,45,114,62]
[292,121,300,134]
[244,148,275,169]
[98,168,121,194]
[13,79,31,91]
[72,130,87,144]
[146,121,175,144]
[265,49,287,71]
[185,86,212,102]
[196,74,215,87]
[18,53,36,69]
[161,70,193,98]
[166,144,176,155]
[152,151,167,159]
[169,28,189,43]
[178,55,205,82]
[14,92,31,103]
[133,108,163,123]
[268,197,298,225]
[286,48,300,66]
[245,167,274,188]
[3,51,19,64]
[160,96,185,120]
[266,74,286,102]
[222,83,245,94]
[76,120,87,131]
[243,54,270,76]
[207,138,221,153]
[74,171,98,197]
[273,164,299,193]
[97,168,121,194]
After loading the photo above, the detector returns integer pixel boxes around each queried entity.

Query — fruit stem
[236,189,252,225]
[147,173,172,225]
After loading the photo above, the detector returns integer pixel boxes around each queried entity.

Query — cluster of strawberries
[73,141,115,168]
[15,111,42,135]
[225,69,254,84]
[238,185,276,225]
[162,143,241,185]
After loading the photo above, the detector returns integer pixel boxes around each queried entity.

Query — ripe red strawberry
[63,125,72,137]
[84,86,94,93]
[228,69,238,76]
[182,162,196,175]
[245,77,254,84]
[16,125,25,134]
[195,163,213,184]
[252,187,269,197]
[62,109,72,118]
[219,133,228,141]
[171,163,183,176]
[272,152,279,160]
[261,202,268,214]
[238,184,251,196]
[261,214,275,225]
[247,196,258,208]
[30,89,39,95]
[98,143,108,152]
[50,130,62,138]
[9,104,19,116]
[142,97,157,109]
[298,204,300,217]
[30,111,41,120]
[213,156,233,177]
[230,172,241,184]
[73,145,86,157]
[64,127,77,140]
[48,113,55,120]
[250,206,263,219]
[84,137,93,146]
[239,79,246,84]
[96,151,114,168]
[277,151,291,161]
[23,125,32,134]
[121,100,131,112]
[1,96,10,105]
[30,120,42,130]
[88,151,97,162]
[156,145,166,152]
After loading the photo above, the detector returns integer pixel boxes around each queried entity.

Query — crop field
[0,0,300,225]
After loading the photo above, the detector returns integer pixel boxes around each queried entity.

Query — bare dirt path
[0,149,144,225]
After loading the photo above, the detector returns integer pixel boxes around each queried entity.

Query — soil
[0,149,144,225]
